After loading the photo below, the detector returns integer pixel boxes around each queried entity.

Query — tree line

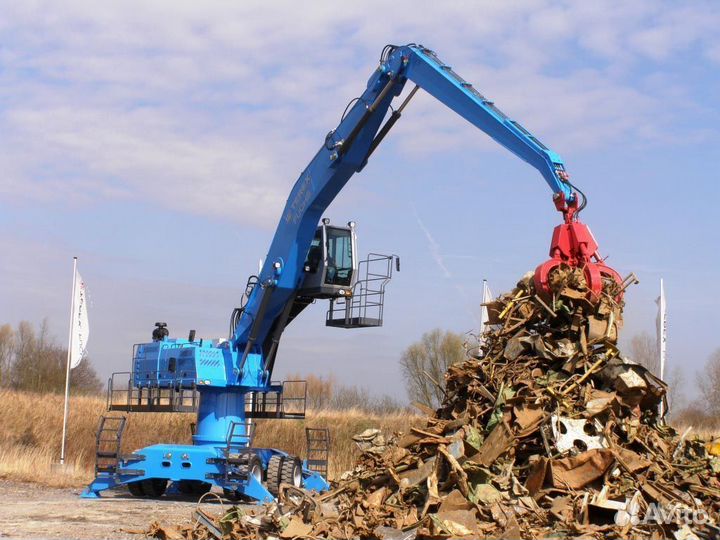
[290,373,409,415]
[5,316,718,429]
[0,320,103,394]
[626,331,720,426]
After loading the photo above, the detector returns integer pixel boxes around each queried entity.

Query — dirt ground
[0,480,240,540]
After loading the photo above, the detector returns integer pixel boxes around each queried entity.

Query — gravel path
[0,480,235,540]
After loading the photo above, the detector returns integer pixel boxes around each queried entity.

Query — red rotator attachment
[534,192,623,301]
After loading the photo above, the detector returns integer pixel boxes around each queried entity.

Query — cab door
[299,221,357,298]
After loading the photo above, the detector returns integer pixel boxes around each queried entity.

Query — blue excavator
[83,44,622,501]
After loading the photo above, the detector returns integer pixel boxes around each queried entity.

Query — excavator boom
[233,44,617,378]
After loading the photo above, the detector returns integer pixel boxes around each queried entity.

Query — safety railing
[106,371,199,413]
[244,380,307,419]
[107,372,307,417]
[326,253,397,328]
[226,420,256,450]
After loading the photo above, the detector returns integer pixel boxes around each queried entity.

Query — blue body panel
[133,339,230,388]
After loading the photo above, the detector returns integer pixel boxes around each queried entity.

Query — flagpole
[60,256,78,466]
[479,279,488,334]
[658,278,667,417]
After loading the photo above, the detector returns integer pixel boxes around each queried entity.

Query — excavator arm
[398,46,573,200]
[231,44,615,382]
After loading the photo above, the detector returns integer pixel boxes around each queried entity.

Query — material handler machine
[84,44,622,501]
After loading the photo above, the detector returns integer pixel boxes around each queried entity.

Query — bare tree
[372,394,407,415]
[330,385,371,410]
[328,384,405,414]
[629,332,660,375]
[697,348,720,417]
[8,320,102,395]
[11,320,48,390]
[665,365,686,415]
[288,373,335,410]
[71,358,104,395]
[0,324,14,387]
[285,372,405,413]
[672,403,715,429]
[400,329,466,408]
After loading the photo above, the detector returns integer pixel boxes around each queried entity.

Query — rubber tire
[280,456,302,489]
[128,481,145,497]
[231,456,265,502]
[141,478,168,498]
[266,455,283,496]
[246,455,263,484]
[177,480,211,495]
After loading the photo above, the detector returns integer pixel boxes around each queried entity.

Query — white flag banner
[70,272,89,368]
[656,279,667,416]
[480,280,493,336]
[655,278,666,380]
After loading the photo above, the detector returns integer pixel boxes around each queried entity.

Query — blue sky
[1,1,719,399]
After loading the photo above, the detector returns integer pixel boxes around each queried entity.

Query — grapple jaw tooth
[533,219,623,303]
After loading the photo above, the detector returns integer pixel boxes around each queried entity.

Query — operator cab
[300,219,357,299]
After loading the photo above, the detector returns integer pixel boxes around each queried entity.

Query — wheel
[141,478,168,498]
[280,456,303,489]
[266,455,283,496]
[246,455,263,485]
[177,480,211,495]
[127,481,145,497]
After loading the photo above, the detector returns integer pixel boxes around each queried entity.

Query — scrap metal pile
[153,269,720,540]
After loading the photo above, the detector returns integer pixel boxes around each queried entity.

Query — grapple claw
[534,193,623,302]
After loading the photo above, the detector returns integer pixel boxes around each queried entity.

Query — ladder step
[305,427,330,479]
[94,415,127,476]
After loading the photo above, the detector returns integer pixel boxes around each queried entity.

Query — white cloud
[1,0,718,225]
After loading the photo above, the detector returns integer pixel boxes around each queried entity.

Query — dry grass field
[0,389,416,488]
[3,388,715,491]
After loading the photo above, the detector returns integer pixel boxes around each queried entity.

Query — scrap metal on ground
[147,267,720,539]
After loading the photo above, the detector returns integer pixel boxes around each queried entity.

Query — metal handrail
[106,370,198,412]
[243,380,307,419]
[326,253,396,325]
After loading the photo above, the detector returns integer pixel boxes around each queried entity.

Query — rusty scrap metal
[146,269,720,540]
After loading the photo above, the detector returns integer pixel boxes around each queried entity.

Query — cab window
[325,227,353,286]
[304,228,323,273]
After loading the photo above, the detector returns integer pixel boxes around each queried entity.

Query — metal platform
[325,316,381,328]
[106,372,199,413]
[106,373,306,419]
[326,253,398,329]
[244,380,307,419]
